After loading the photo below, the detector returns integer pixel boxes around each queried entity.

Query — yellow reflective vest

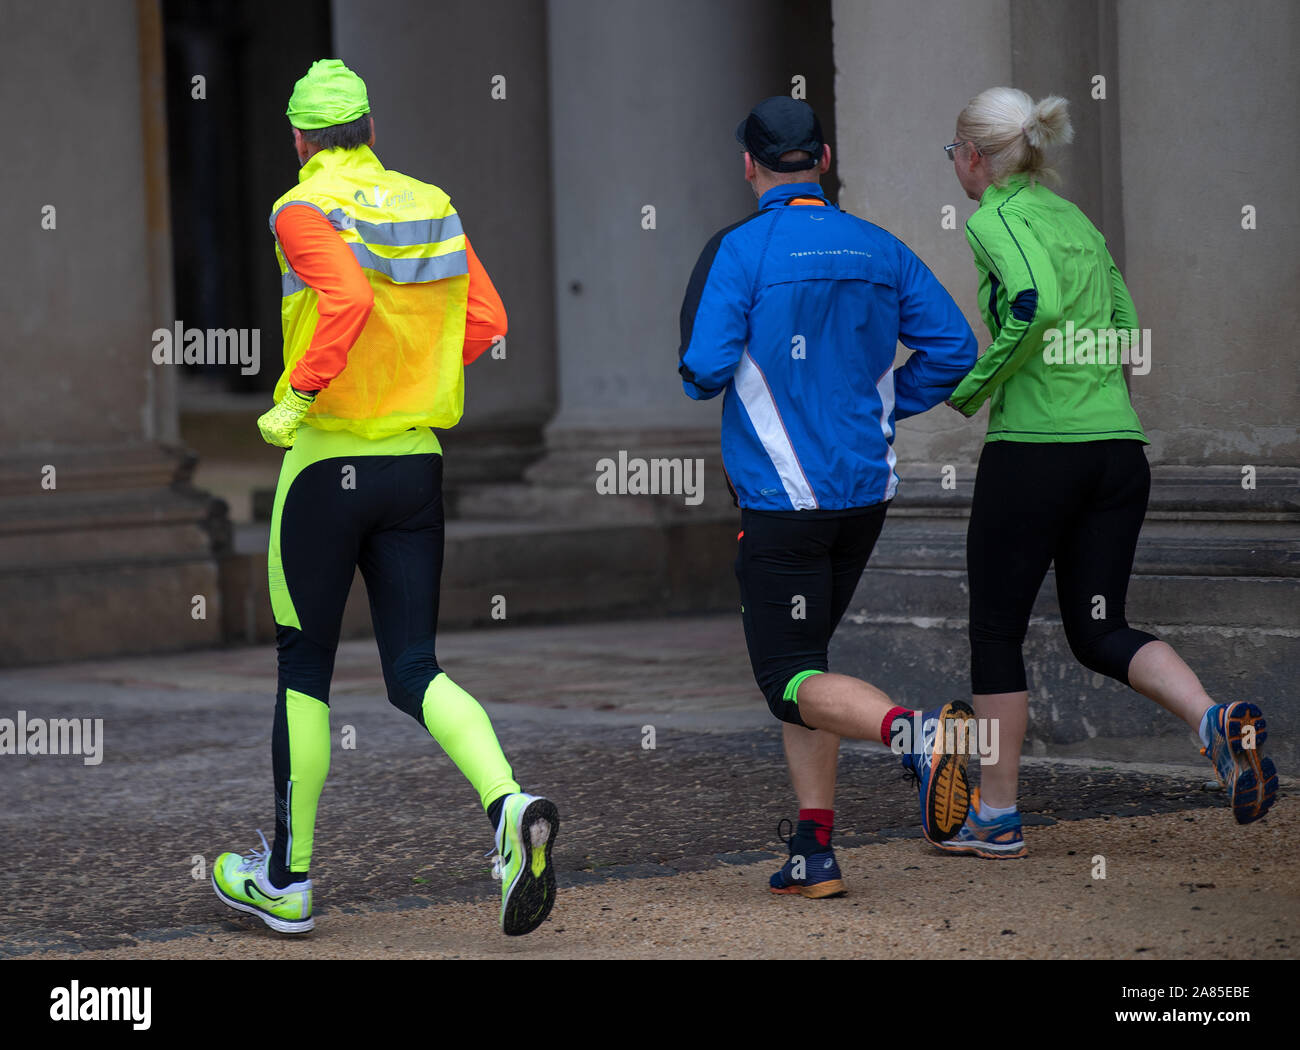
[268,145,470,439]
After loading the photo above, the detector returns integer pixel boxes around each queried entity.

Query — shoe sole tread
[1221,702,1278,824]
[924,701,975,843]
[502,797,559,936]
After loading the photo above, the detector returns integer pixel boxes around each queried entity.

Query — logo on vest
[353,185,416,209]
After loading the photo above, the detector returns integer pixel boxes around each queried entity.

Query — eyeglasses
[945,140,982,160]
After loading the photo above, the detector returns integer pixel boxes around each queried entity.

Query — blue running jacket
[679,182,977,511]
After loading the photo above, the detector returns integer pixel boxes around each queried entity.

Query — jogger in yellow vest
[212,59,559,938]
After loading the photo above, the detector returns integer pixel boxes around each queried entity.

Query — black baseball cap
[735,96,824,172]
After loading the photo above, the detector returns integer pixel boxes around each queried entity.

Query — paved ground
[1,615,1294,959]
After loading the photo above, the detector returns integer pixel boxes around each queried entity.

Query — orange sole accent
[926,705,975,841]
[800,879,846,898]
[1225,703,1277,821]
[770,880,847,898]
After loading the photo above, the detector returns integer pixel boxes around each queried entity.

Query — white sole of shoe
[213,877,314,934]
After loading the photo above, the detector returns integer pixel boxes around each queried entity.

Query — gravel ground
[2,615,1293,961]
[17,805,1295,961]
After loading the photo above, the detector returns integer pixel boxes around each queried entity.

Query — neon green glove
[257,387,317,448]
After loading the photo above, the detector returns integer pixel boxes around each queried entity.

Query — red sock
[880,705,912,748]
[799,808,834,848]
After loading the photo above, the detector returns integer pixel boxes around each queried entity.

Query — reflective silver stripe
[269,200,327,235]
[279,248,467,296]
[273,203,323,299]
[876,366,900,501]
[281,268,306,296]
[326,208,463,246]
[733,351,818,510]
[283,780,293,872]
[349,244,468,283]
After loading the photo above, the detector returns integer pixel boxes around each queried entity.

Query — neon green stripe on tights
[286,688,331,872]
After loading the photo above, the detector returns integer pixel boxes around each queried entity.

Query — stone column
[0,0,226,664]
[833,0,1013,478]
[331,0,559,488]
[1116,0,1299,467]
[521,0,816,523]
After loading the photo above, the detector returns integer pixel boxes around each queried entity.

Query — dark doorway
[162,0,332,394]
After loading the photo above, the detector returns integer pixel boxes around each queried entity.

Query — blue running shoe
[899,701,974,844]
[769,819,845,899]
[933,788,1027,859]
[1202,702,1278,824]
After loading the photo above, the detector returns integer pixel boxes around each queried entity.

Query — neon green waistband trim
[288,424,442,463]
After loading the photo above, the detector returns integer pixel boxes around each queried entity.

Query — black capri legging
[967,439,1158,694]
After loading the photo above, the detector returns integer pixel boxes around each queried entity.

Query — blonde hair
[956,87,1073,184]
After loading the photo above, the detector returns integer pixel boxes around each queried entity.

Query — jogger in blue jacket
[679,140,976,510]
[680,97,979,897]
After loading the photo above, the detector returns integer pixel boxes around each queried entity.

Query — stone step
[221,517,742,645]
[832,595,1297,767]
[212,512,1297,768]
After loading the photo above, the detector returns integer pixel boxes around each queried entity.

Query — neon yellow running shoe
[488,793,559,936]
[212,830,313,934]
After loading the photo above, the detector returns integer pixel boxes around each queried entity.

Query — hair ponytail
[957,87,1073,184]
[1022,95,1073,151]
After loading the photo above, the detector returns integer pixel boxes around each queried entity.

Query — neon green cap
[286,59,370,130]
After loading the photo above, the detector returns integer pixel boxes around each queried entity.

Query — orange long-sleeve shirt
[275,202,507,392]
